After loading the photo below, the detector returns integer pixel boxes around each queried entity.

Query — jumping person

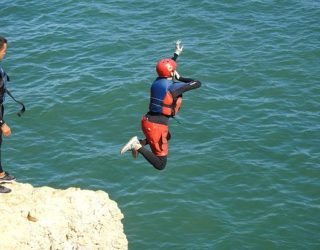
[120,40,201,170]
[0,36,16,193]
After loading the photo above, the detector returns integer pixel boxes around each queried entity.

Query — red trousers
[141,116,169,157]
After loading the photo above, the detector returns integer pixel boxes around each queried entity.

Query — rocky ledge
[0,182,128,250]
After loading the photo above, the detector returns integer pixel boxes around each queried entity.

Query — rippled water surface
[1,1,319,249]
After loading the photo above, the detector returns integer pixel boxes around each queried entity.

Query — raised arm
[170,40,201,97]
[171,40,183,62]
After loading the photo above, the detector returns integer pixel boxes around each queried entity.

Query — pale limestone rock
[0,182,128,250]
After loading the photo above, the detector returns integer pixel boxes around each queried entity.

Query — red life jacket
[149,78,183,117]
[162,92,182,117]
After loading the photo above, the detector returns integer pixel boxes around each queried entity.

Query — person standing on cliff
[120,40,201,170]
[0,36,16,194]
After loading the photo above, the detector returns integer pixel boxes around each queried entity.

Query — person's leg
[0,128,15,182]
[120,116,170,170]
[0,105,3,173]
[0,132,13,189]
[131,139,147,159]
[138,147,167,170]
[140,116,169,170]
[0,132,3,173]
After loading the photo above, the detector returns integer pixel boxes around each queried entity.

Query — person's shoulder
[153,77,170,84]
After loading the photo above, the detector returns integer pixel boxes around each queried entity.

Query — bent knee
[155,164,166,170]
[154,156,167,170]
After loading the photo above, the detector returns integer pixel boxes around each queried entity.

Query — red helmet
[156,58,177,77]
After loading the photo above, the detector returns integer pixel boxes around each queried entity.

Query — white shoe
[120,136,141,155]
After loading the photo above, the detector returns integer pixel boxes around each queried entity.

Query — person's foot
[120,136,142,155]
[130,139,147,159]
[0,185,11,194]
[0,172,16,183]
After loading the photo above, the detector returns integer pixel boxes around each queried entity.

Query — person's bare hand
[1,123,11,137]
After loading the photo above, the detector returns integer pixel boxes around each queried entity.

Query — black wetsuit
[0,66,8,173]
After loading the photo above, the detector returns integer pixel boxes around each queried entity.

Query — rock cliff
[0,182,128,250]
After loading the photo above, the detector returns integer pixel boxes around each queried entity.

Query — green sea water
[1,1,319,249]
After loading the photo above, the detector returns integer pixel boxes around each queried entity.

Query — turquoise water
[1,0,320,249]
